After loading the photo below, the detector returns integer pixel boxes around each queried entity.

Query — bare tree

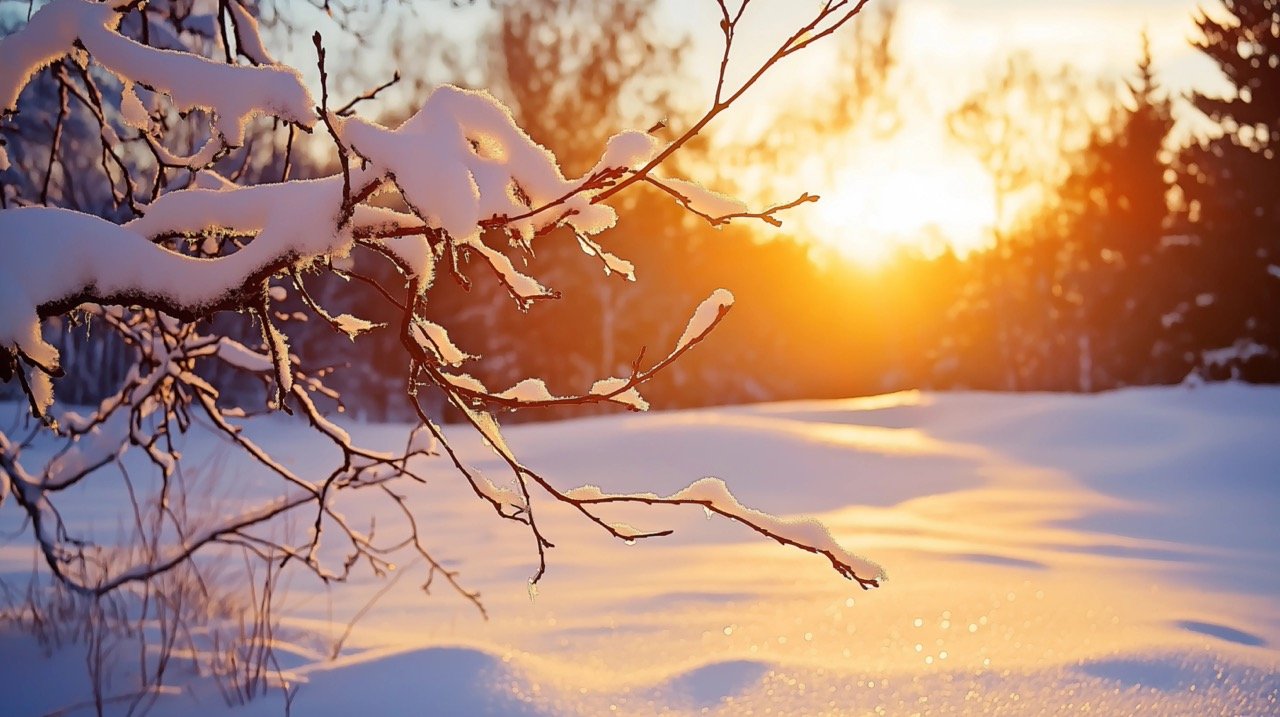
[0,0,884,653]
[704,0,905,202]
[946,55,1095,390]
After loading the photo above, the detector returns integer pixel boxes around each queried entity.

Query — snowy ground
[2,384,1279,715]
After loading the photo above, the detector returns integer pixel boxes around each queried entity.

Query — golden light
[807,139,998,267]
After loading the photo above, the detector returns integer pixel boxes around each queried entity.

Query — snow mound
[1,385,1279,715]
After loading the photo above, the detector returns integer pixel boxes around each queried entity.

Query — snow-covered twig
[0,0,883,623]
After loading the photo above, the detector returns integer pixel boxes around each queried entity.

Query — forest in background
[2,0,1276,422]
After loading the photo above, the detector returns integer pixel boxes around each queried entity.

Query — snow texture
[590,130,662,175]
[225,0,275,66]
[576,234,637,280]
[0,0,314,146]
[676,289,735,352]
[566,476,883,581]
[443,372,489,394]
[660,177,749,218]
[2,386,1278,716]
[332,313,380,339]
[3,72,663,380]
[411,319,470,366]
[496,378,557,402]
[119,81,148,129]
[589,377,650,411]
[406,423,438,456]
[215,337,273,373]
[1202,339,1269,367]
[0,5,732,418]
[0,179,348,369]
[332,86,625,246]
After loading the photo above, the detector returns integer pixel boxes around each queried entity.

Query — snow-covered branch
[0,0,882,615]
[0,0,314,157]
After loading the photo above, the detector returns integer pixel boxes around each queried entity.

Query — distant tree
[1165,0,1280,381]
[676,0,932,401]
[943,57,1093,390]
[1059,36,1175,389]
[407,0,896,415]
[448,0,692,409]
[712,0,905,190]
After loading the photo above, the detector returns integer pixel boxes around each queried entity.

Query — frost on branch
[0,0,882,611]
[0,0,314,152]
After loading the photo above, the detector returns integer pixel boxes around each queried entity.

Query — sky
[302,0,1228,143]
[644,0,1231,264]
[288,0,1233,265]
[882,0,1223,95]
[666,0,1226,107]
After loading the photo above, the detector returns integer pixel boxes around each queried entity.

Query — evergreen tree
[1064,37,1175,388]
[1168,0,1280,381]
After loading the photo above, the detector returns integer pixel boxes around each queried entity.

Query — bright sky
[656,0,1230,265]
[292,0,1232,267]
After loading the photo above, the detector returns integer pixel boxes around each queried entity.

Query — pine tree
[1064,36,1175,388]
[1167,0,1280,381]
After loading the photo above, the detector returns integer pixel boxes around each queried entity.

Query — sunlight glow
[807,141,998,267]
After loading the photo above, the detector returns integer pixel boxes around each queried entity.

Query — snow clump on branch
[0,0,884,607]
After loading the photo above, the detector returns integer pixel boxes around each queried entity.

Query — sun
[805,140,998,267]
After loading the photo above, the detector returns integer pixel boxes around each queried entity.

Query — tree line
[933,1,1278,391]
[3,0,1275,420]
